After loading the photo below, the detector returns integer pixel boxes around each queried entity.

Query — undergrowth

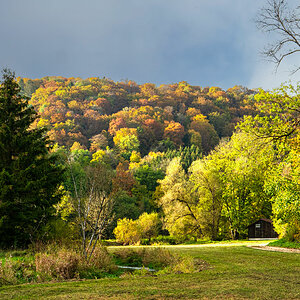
[268,239,300,249]
[0,246,204,286]
[112,247,204,275]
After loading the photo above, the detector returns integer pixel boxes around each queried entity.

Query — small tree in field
[113,212,161,245]
[138,212,160,242]
[0,69,63,247]
[65,150,114,261]
[113,218,141,245]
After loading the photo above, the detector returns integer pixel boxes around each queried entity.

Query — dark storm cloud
[0,0,299,89]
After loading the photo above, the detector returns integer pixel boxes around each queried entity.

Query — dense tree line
[16,76,256,155]
[1,71,299,250]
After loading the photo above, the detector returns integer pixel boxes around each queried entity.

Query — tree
[65,150,114,260]
[239,85,300,241]
[239,84,300,144]
[257,0,300,73]
[190,114,219,154]
[0,69,63,247]
[215,132,274,239]
[138,212,161,242]
[158,158,201,238]
[113,212,161,245]
[189,159,223,240]
[113,128,140,158]
[265,148,300,241]
[163,121,185,146]
[113,218,141,245]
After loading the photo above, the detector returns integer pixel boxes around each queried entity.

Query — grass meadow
[0,241,299,299]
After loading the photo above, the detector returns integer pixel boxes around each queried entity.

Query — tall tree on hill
[0,69,63,248]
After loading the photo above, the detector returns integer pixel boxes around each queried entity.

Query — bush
[82,246,117,274]
[112,247,199,274]
[138,212,161,241]
[268,239,300,249]
[142,248,174,269]
[113,213,162,245]
[112,248,143,267]
[113,218,141,245]
[149,235,185,245]
[35,248,80,280]
[0,256,36,285]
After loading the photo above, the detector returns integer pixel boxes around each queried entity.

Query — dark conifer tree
[0,69,63,248]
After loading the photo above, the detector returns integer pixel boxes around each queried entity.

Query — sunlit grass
[0,242,299,299]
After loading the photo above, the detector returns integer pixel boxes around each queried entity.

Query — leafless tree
[257,0,300,73]
[68,159,114,261]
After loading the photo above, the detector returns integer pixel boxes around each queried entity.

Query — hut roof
[247,218,272,228]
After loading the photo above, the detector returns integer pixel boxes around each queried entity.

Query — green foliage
[113,212,161,245]
[265,154,300,241]
[158,131,274,240]
[268,238,300,249]
[113,218,141,245]
[0,70,63,248]
[112,247,197,274]
[134,165,164,192]
[113,128,140,155]
[106,191,141,238]
[0,245,117,285]
[239,84,300,241]
[212,132,274,239]
[164,145,202,172]
[137,212,161,241]
[158,158,201,238]
[239,84,300,145]
[189,158,223,240]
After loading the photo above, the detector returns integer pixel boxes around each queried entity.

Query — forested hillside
[17,77,256,154]
[1,74,297,248]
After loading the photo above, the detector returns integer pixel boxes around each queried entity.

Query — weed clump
[112,247,203,275]
[35,248,81,280]
[0,245,118,285]
[0,246,207,285]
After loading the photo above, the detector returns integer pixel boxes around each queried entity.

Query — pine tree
[0,69,63,248]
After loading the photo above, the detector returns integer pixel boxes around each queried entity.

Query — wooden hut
[247,219,278,239]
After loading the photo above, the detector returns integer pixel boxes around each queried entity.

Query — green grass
[268,239,300,249]
[0,241,299,299]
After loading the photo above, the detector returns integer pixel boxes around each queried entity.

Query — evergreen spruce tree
[0,69,63,248]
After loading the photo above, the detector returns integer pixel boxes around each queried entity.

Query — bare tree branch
[257,0,300,73]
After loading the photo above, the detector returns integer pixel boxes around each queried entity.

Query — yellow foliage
[91,150,106,163]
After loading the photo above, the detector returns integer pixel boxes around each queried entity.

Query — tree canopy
[0,70,63,247]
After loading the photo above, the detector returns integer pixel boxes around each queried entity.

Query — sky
[1,0,300,90]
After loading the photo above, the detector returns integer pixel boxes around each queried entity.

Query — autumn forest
[0,73,295,250]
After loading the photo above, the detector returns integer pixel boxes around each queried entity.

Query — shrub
[113,213,162,245]
[138,212,161,241]
[35,245,117,281]
[83,246,117,273]
[0,256,36,285]
[141,248,174,269]
[112,247,199,274]
[35,248,80,280]
[113,218,141,245]
[268,238,300,249]
[112,248,144,267]
[159,255,197,274]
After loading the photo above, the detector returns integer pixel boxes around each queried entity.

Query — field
[0,241,299,299]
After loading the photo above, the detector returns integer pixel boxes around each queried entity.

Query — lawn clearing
[0,242,299,299]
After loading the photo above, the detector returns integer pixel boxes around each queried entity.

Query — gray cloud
[0,0,299,89]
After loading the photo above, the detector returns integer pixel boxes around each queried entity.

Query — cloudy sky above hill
[1,0,300,89]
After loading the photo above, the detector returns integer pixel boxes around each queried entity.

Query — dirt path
[249,245,300,253]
